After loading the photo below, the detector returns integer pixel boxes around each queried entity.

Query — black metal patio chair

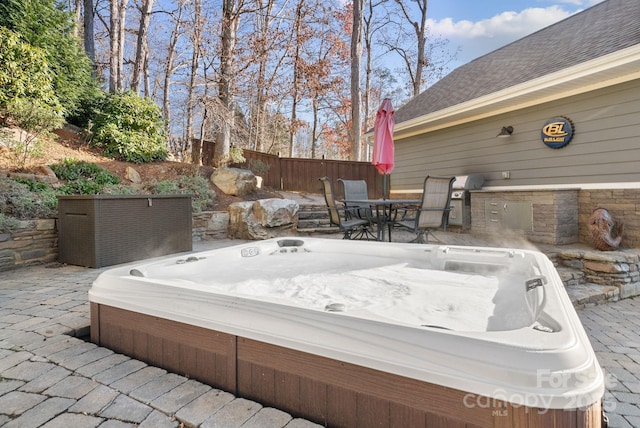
[395,176,455,243]
[319,177,376,240]
[338,178,374,222]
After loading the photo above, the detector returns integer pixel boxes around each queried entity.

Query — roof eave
[386,44,640,141]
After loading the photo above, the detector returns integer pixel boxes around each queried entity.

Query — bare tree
[131,0,155,94]
[117,0,128,90]
[83,0,96,68]
[362,0,389,133]
[392,0,427,96]
[305,7,350,159]
[109,0,128,92]
[188,0,203,163]
[162,2,186,144]
[350,0,364,161]
[108,0,119,92]
[214,0,243,167]
[65,0,453,163]
[249,0,286,153]
[288,0,306,157]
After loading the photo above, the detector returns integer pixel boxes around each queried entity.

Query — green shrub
[0,0,97,120]
[50,158,120,184]
[230,146,245,164]
[146,175,214,212]
[91,92,168,163]
[0,27,60,110]
[57,178,103,195]
[50,159,120,195]
[0,176,58,219]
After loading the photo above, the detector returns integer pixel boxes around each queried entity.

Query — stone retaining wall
[0,219,58,271]
[1,211,230,271]
[192,211,230,241]
[557,248,640,302]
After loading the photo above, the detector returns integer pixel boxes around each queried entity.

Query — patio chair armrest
[344,203,375,222]
[395,203,420,221]
[419,207,452,213]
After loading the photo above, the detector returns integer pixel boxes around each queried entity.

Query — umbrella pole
[383,174,387,200]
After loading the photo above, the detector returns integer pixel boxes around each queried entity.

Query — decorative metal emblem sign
[541,116,574,149]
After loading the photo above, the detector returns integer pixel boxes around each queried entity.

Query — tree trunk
[109,0,118,92]
[413,0,427,96]
[109,0,128,92]
[214,0,239,167]
[162,3,184,145]
[288,0,304,157]
[350,0,364,161]
[117,0,128,91]
[73,0,82,37]
[188,0,202,164]
[143,46,150,96]
[131,0,155,94]
[252,0,276,153]
[311,97,319,159]
[83,0,95,72]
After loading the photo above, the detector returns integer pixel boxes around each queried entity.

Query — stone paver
[3,397,74,428]
[0,242,321,428]
[1,237,638,427]
[579,298,640,427]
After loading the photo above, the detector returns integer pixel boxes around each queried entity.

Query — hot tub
[89,237,604,428]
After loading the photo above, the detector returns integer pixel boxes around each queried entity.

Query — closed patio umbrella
[372,98,395,199]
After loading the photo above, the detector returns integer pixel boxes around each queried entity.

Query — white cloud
[430,6,577,68]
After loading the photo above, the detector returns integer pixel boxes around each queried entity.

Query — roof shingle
[394,0,640,124]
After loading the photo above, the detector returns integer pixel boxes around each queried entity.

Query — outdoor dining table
[343,199,420,242]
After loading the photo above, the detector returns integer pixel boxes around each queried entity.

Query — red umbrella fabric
[372,98,395,174]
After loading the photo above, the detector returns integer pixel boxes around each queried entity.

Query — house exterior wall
[392,78,640,248]
[392,78,640,193]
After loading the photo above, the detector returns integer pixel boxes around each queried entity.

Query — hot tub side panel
[236,336,499,427]
[90,303,602,428]
[91,303,236,392]
[236,337,602,428]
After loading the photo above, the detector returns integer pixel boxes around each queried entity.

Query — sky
[426,0,607,71]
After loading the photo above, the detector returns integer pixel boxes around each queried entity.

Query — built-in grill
[449,174,484,229]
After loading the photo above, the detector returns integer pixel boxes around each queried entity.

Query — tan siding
[392,79,640,192]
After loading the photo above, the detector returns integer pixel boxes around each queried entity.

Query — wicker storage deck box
[57,195,192,268]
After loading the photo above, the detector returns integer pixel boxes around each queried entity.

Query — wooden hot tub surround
[91,303,603,428]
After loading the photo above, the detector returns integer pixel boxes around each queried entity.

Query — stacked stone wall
[192,211,230,241]
[579,189,640,249]
[470,189,579,245]
[557,248,640,300]
[1,211,231,272]
[0,219,58,271]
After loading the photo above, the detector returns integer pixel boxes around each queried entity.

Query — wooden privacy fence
[200,140,385,198]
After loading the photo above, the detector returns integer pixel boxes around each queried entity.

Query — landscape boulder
[211,167,257,196]
[125,166,142,183]
[228,198,299,240]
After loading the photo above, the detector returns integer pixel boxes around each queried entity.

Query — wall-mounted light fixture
[497,126,514,138]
